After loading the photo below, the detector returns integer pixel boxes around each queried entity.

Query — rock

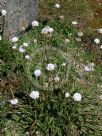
[0,0,38,38]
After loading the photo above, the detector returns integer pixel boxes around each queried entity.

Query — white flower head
[46,63,55,71]
[65,92,70,98]
[62,63,66,67]
[30,91,39,99]
[21,27,25,31]
[25,55,30,60]
[77,32,84,37]
[94,38,100,44]
[34,69,41,77]
[11,37,19,43]
[55,3,60,8]
[36,131,39,135]
[59,15,64,20]
[19,46,25,53]
[23,43,29,47]
[100,45,102,49]
[32,21,39,27]
[73,93,82,101]
[0,35,2,40]
[1,9,7,16]
[54,76,60,82]
[41,26,54,34]
[48,27,54,33]
[12,45,17,49]
[65,39,70,44]
[97,28,102,34]
[84,66,92,72]
[33,39,37,43]
[99,95,102,100]
[10,99,18,105]
[76,37,81,42]
[72,21,78,25]
[90,62,95,67]
[84,65,94,72]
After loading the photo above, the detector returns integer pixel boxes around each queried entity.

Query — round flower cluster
[97,28,102,34]
[1,9,7,16]
[72,21,78,25]
[55,3,60,8]
[77,31,84,37]
[73,93,82,101]
[11,37,19,43]
[34,70,41,77]
[46,63,55,71]
[94,38,100,44]
[10,99,18,105]
[29,90,39,99]
[25,55,30,60]
[32,21,39,27]
[84,63,95,72]
[19,45,25,53]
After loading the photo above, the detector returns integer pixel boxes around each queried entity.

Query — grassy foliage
[1,1,102,136]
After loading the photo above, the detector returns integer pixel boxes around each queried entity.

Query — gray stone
[0,0,38,38]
